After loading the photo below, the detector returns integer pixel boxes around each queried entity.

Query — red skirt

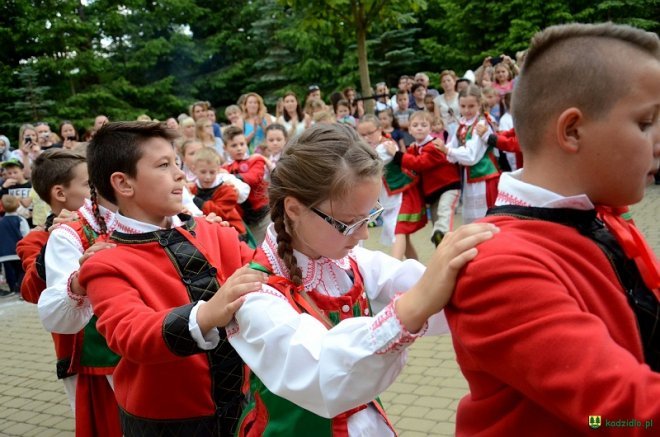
[395,183,427,235]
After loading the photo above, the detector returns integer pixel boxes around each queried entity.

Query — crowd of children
[0,21,658,437]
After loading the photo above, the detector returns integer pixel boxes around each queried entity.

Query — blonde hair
[312,111,336,124]
[1,195,19,212]
[358,114,380,128]
[195,117,214,143]
[242,92,267,118]
[269,124,383,285]
[513,22,660,153]
[193,147,222,166]
[409,110,434,124]
[180,117,195,128]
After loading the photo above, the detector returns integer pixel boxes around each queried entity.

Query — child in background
[424,94,436,113]
[190,147,247,237]
[0,195,29,296]
[378,108,405,152]
[386,111,461,247]
[436,85,500,224]
[430,115,448,143]
[78,122,264,436]
[224,104,245,131]
[179,139,204,184]
[261,123,288,171]
[446,23,660,435]
[16,148,122,436]
[356,115,406,247]
[227,123,497,436]
[393,89,414,132]
[223,126,270,245]
[482,86,501,124]
[1,158,33,223]
[313,110,336,125]
[335,99,357,128]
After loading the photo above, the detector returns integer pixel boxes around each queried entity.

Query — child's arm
[443,123,492,166]
[235,158,266,188]
[394,142,450,173]
[220,173,251,204]
[16,231,49,303]
[227,223,497,418]
[38,226,115,334]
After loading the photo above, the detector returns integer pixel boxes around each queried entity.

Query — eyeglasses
[310,202,384,236]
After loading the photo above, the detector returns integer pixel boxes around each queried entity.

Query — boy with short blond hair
[190,147,247,236]
[445,23,660,435]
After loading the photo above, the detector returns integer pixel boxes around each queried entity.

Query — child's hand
[2,177,17,188]
[204,212,230,227]
[384,140,398,156]
[433,139,448,154]
[395,223,499,333]
[79,242,117,266]
[476,123,488,137]
[196,265,268,332]
[48,209,79,231]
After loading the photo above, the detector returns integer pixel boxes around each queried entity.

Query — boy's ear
[50,184,66,203]
[110,171,134,199]
[283,196,304,223]
[555,108,583,154]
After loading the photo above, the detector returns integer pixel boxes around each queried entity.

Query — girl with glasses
[227,123,497,435]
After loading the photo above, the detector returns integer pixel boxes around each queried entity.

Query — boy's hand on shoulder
[475,123,488,137]
[204,212,230,227]
[395,223,499,332]
[196,265,268,332]
[384,140,398,156]
[49,209,78,231]
[78,242,117,266]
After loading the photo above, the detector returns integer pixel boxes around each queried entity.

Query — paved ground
[0,184,657,436]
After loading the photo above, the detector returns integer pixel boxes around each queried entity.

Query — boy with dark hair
[445,23,660,435]
[16,148,122,437]
[0,195,29,295]
[78,121,265,436]
[222,125,270,245]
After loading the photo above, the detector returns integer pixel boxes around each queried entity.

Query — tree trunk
[355,3,374,114]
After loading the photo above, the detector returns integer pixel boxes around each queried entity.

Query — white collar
[114,213,184,234]
[496,170,595,210]
[414,135,434,146]
[261,224,353,292]
[79,198,118,233]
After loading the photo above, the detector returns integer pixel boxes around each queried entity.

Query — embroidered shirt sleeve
[370,295,428,355]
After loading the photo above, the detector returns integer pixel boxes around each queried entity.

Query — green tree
[284,0,427,113]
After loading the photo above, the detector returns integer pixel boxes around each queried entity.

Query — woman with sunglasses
[227,123,498,436]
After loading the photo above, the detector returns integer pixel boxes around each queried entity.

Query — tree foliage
[0,0,656,140]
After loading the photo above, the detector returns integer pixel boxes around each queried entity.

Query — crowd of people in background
[0,53,530,295]
[1,21,659,437]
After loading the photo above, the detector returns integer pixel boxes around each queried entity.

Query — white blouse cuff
[370,295,428,355]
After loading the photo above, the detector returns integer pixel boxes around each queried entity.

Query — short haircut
[223,125,244,145]
[180,117,195,128]
[411,83,426,94]
[194,147,222,166]
[513,23,659,153]
[409,110,434,124]
[358,114,380,128]
[265,123,288,140]
[31,149,87,204]
[87,122,178,204]
[1,195,19,212]
[225,104,241,116]
[396,89,408,97]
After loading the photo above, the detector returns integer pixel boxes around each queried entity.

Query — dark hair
[269,123,383,285]
[376,107,400,130]
[265,123,288,140]
[31,148,86,204]
[87,121,178,204]
[282,92,305,123]
[59,120,79,141]
[222,125,245,145]
[411,83,426,94]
